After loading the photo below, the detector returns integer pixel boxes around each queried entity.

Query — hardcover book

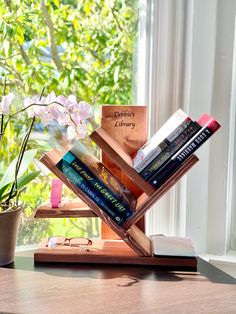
[133,109,190,172]
[70,141,137,210]
[149,114,221,188]
[62,150,134,219]
[56,158,128,226]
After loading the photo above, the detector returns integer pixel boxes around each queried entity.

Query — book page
[151,235,196,257]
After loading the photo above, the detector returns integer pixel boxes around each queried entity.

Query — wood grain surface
[35,199,96,218]
[99,106,148,238]
[0,254,235,314]
[124,154,199,228]
[34,238,196,267]
[90,127,155,196]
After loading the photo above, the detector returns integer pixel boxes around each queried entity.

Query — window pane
[230,121,236,250]
[0,0,139,248]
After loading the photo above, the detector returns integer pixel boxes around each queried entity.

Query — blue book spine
[63,151,134,219]
[140,121,201,181]
[56,159,125,226]
[148,121,219,188]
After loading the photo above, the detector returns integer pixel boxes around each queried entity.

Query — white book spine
[133,109,189,172]
[134,145,164,172]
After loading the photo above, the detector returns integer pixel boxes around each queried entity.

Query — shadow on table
[3,255,236,285]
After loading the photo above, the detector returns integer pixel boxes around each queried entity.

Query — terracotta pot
[0,205,22,266]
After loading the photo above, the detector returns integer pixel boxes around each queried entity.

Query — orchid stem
[5,87,45,206]
[0,78,6,159]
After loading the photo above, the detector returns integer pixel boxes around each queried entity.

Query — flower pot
[0,205,22,266]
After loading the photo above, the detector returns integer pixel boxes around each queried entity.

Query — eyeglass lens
[47,237,92,248]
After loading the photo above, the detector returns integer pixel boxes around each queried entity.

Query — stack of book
[56,109,220,227]
[56,142,137,226]
[132,109,221,188]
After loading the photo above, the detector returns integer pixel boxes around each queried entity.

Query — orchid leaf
[0,170,40,202]
[0,190,11,202]
[0,149,37,190]
[17,170,40,190]
[0,183,11,200]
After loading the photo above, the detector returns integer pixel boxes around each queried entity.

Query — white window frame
[136,0,236,255]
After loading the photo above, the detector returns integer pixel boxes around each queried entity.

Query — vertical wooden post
[101,106,148,239]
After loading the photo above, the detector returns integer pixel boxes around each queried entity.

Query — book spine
[140,121,201,180]
[70,143,136,209]
[63,151,134,219]
[149,119,221,188]
[132,109,189,164]
[134,118,192,173]
[134,142,167,173]
[165,117,192,143]
[56,159,125,226]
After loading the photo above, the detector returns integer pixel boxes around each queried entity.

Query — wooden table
[0,253,236,314]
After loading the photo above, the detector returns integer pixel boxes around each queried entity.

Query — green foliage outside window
[0,0,138,104]
[0,0,138,246]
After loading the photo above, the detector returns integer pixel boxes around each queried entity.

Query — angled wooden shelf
[123,153,198,229]
[90,126,199,229]
[90,127,155,196]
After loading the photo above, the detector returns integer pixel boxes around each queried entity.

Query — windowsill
[199,251,236,279]
[16,244,38,252]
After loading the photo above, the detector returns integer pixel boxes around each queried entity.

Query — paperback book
[70,142,137,210]
[148,114,221,188]
[140,121,201,180]
[56,158,127,226]
[62,150,134,219]
[133,109,190,172]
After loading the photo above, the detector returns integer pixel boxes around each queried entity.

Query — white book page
[151,235,196,257]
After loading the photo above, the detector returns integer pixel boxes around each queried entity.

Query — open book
[151,235,196,258]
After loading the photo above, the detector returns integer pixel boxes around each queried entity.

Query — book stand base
[34,239,197,268]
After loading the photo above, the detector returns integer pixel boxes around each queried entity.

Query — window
[4,0,235,255]
[0,0,139,248]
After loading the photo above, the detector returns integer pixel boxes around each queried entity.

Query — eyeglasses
[46,236,93,250]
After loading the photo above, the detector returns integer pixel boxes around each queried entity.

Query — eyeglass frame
[46,236,93,249]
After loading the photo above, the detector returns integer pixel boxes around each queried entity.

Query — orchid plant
[0,88,91,212]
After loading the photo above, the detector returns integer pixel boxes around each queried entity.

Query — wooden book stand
[34,106,198,268]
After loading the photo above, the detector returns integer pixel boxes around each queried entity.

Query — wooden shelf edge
[90,127,155,196]
[35,208,97,219]
[34,239,197,268]
[34,200,97,218]
[124,154,199,229]
[34,251,197,268]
